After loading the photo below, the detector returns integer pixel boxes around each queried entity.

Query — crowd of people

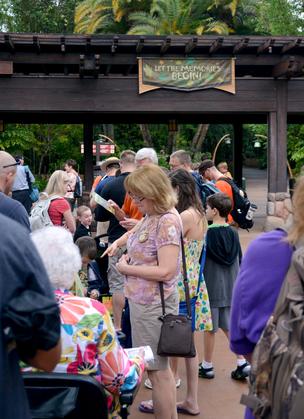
[0,146,302,419]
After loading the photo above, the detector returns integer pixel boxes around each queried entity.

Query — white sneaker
[144,378,181,389]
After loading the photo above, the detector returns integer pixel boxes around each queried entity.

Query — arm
[63,209,76,234]
[117,244,179,282]
[27,340,61,372]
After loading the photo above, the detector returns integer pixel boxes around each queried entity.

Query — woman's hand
[116,253,130,274]
[119,218,139,230]
[101,241,119,258]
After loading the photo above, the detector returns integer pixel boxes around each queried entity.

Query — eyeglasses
[129,192,145,202]
[2,162,18,168]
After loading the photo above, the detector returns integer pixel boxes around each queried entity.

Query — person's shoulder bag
[157,234,196,358]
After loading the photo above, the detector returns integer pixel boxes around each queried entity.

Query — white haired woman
[31,227,145,418]
[43,170,76,233]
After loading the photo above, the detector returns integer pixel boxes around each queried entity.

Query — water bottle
[246,204,257,221]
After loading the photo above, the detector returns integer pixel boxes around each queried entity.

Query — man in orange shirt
[199,159,234,224]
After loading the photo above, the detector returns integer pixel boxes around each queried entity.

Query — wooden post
[233,123,243,188]
[83,123,94,192]
[268,80,288,192]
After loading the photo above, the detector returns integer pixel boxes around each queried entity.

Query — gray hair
[31,227,82,290]
[135,148,158,165]
[170,150,192,166]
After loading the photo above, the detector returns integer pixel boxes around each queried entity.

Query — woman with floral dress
[169,169,212,416]
[31,226,144,419]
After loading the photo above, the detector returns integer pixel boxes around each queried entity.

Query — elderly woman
[31,227,145,419]
[105,164,182,419]
[43,170,75,233]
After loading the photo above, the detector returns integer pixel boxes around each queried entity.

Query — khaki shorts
[129,291,179,371]
[107,245,126,294]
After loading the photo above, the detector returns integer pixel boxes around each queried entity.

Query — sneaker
[231,362,251,380]
[144,378,181,389]
[198,365,215,379]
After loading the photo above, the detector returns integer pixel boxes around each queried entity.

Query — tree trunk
[167,131,177,154]
[190,124,209,157]
[139,124,154,147]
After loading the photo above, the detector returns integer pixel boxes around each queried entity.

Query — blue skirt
[179,297,197,332]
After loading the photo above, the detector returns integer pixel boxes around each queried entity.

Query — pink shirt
[125,209,182,305]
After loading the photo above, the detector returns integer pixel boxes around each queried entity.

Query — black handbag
[157,235,196,358]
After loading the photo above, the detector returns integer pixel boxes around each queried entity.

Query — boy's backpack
[74,175,83,199]
[29,195,60,231]
[241,244,304,419]
[191,172,220,207]
[218,177,256,230]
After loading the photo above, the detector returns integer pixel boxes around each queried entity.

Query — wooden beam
[272,56,304,78]
[136,37,145,54]
[104,64,111,76]
[86,37,91,54]
[124,64,133,76]
[4,35,14,52]
[185,37,198,55]
[233,37,249,55]
[160,37,171,55]
[257,38,274,55]
[209,38,223,55]
[79,54,100,78]
[0,61,13,76]
[33,36,40,54]
[281,38,301,54]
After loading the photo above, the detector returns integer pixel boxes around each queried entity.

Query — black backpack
[218,177,256,230]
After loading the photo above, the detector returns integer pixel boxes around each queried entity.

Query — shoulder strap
[197,235,207,293]
[159,234,192,318]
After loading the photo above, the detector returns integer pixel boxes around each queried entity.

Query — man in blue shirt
[0,214,61,419]
[11,155,35,214]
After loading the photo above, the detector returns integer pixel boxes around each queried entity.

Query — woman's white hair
[135,148,158,165]
[31,227,82,290]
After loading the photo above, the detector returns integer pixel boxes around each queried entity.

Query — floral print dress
[177,239,212,331]
[53,289,144,418]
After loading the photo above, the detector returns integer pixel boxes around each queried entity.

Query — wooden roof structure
[1,33,304,191]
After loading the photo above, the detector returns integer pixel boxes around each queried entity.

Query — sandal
[144,378,181,389]
[138,400,154,414]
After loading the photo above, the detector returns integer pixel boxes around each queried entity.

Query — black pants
[12,189,32,214]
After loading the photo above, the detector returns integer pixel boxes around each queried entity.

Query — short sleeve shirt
[215,179,234,223]
[125,209,182,305]
[48,197,70,226]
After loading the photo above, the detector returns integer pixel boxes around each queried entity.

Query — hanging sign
[138,58,235,94]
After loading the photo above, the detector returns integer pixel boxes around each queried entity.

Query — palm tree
[128,0,239,36]
[74,0,150,34]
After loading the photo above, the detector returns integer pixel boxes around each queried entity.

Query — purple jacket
[229,229,293,419]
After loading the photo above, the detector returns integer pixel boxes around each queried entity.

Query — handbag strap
[159,234,192,319]
[197,234,207,294]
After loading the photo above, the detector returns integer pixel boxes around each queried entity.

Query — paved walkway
[129,168,268,419]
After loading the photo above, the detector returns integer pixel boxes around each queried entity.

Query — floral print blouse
[53,289,144,418]
[125,209,182,305]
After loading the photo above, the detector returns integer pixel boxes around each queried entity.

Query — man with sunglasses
[0,151,30,231]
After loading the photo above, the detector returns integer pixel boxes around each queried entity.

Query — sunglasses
[2,162,18,168]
